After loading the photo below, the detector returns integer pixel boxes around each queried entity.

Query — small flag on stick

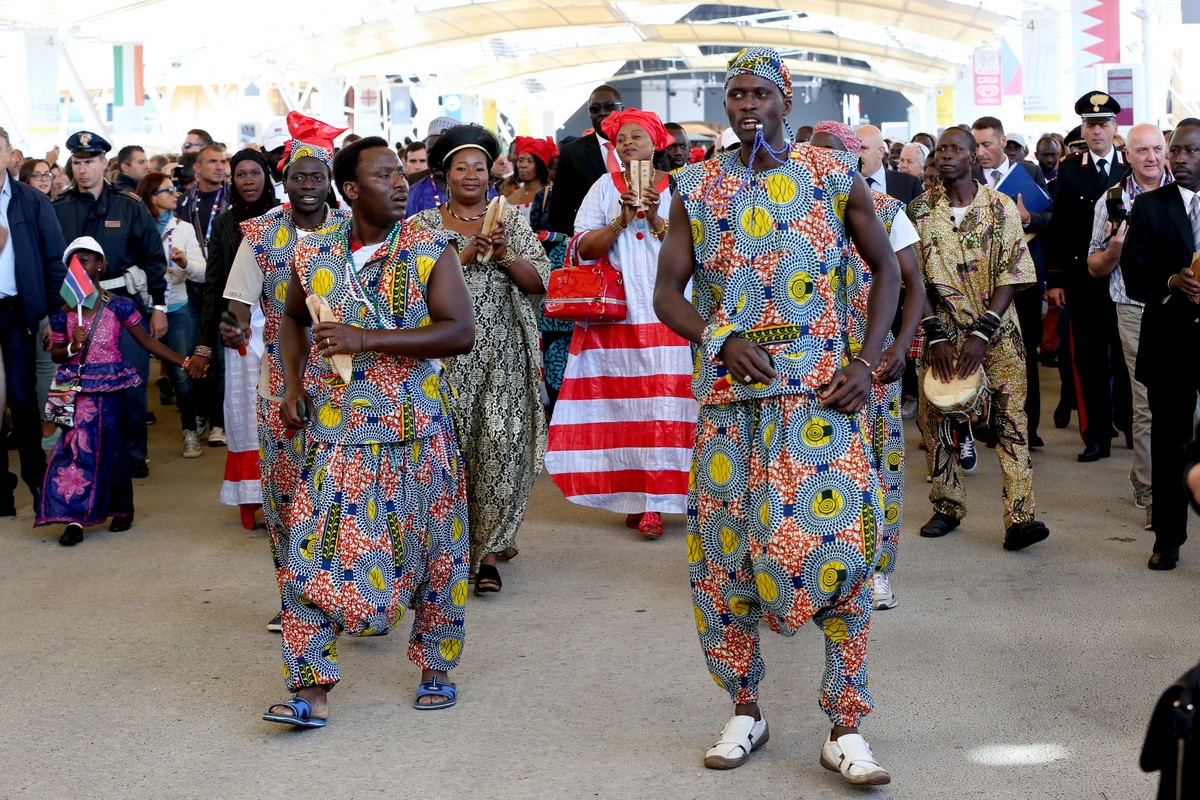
[61,254,100,325]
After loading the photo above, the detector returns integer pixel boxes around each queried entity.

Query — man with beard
[548,84,623,234]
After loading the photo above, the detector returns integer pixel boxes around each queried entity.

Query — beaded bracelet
[193,345,213,359]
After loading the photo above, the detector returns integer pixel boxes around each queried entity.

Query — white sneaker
[872,573,897,610]
[182,430,202,458]
[704,715,769,769]
[208,426,227,447]
[820,731,891,786]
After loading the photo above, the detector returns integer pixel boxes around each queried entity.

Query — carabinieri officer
[52,130,168,478]
[1044,92,1128,464]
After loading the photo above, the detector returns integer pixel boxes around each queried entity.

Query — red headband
[600,109,673,151]
[514,136,559,167]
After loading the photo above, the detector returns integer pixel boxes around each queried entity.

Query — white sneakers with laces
[208,425,227,447]
[182,430,202,458]
[872,573,897,610]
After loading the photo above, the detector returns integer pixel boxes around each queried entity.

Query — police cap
[66,130,112,157]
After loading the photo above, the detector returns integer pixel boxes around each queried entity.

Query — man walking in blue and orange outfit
[655,46,900,787]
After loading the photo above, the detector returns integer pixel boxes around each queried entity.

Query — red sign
[973,50,1002,107]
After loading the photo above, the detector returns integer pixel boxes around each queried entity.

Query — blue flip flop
[263,695,327,728]
[413,679,457,711]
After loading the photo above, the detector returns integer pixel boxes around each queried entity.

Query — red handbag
[543,232,627,323]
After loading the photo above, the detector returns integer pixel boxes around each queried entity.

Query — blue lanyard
[204,186,224,240]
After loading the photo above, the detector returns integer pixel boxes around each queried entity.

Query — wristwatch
[153,304,169,314]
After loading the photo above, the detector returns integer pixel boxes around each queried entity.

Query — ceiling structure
[0,0,1016,97]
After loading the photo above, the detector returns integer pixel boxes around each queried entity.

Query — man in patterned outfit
[261,137,475,728]
[809,121,925,613]
[910,127,1050,551]
[217,112,351,633]
[655,47,900,786]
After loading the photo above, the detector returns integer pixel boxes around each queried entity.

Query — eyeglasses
[587,102,623,115]
[152,188,179,195]
[30,171,52,180]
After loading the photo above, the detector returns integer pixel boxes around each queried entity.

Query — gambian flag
[60,255,99,309]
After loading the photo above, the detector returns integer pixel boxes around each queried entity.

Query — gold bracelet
[652,219,669,240]
[500,251,517,267]
[608,218,626,234]
[850,354,873,370]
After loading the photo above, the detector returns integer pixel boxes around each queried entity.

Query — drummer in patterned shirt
[909,126,1049,551]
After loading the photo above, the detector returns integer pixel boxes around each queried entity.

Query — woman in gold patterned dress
[409,125,551,595]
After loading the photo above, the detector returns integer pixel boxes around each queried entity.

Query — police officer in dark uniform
[1045,93,1131,463]
[52,131,168,478]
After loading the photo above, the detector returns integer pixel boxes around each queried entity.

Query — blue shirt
[0,174,15,297]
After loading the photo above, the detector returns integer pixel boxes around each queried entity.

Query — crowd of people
[2,43,1200,788]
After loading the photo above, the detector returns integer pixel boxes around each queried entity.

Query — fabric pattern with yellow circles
[841,189,909,577]
[277,426,469,691]
[276,218,470,692]
[673,144,858,406]
[240,205,349,546]
[685,394,879,726]
[293,218,451,447]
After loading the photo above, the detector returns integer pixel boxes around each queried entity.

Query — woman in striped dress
[545,110,697,537]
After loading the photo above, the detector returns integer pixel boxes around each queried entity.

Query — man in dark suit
[0,126,66,515]
[548,85,622,235]
[1121,119,1200,571]
[1045,92,1129,462]
[972,116,1053,447]
[855,125,922,203]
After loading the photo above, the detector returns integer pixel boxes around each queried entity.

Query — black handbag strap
[75,294,109,367]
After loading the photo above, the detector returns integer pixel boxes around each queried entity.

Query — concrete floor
[1,368,1197,800]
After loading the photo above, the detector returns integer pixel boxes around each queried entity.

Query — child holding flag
[37,237,199,546]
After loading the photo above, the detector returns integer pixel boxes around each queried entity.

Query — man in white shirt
[1087,124,1171,530]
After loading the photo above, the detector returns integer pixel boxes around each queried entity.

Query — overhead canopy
[263,0,1014,96]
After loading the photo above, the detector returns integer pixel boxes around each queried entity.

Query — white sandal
[819,731,891,785]
[704,715,769,769]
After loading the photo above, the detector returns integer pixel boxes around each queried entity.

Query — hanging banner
[973,50,1002,107]
[1023,11,1061,122]
[25,30,59,136]
[1072,0,1120,96]
[1001,37,1022,96]
[111,43,145,135]
[1107,68,1135,125]
[936,85,955,126]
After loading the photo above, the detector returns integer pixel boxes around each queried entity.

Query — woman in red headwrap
[544,109,698,538]
[508,136,558,234]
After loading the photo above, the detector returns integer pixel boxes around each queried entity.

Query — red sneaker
[638,512,663,538]
[624,513,643,529]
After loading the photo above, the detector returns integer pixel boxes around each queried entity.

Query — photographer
[1086,124,1171,531]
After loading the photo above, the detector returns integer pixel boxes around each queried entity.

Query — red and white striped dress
[545,173,697,514]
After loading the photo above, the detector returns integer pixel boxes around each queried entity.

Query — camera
[171,163,194,193]
[1104,195,1128,243]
